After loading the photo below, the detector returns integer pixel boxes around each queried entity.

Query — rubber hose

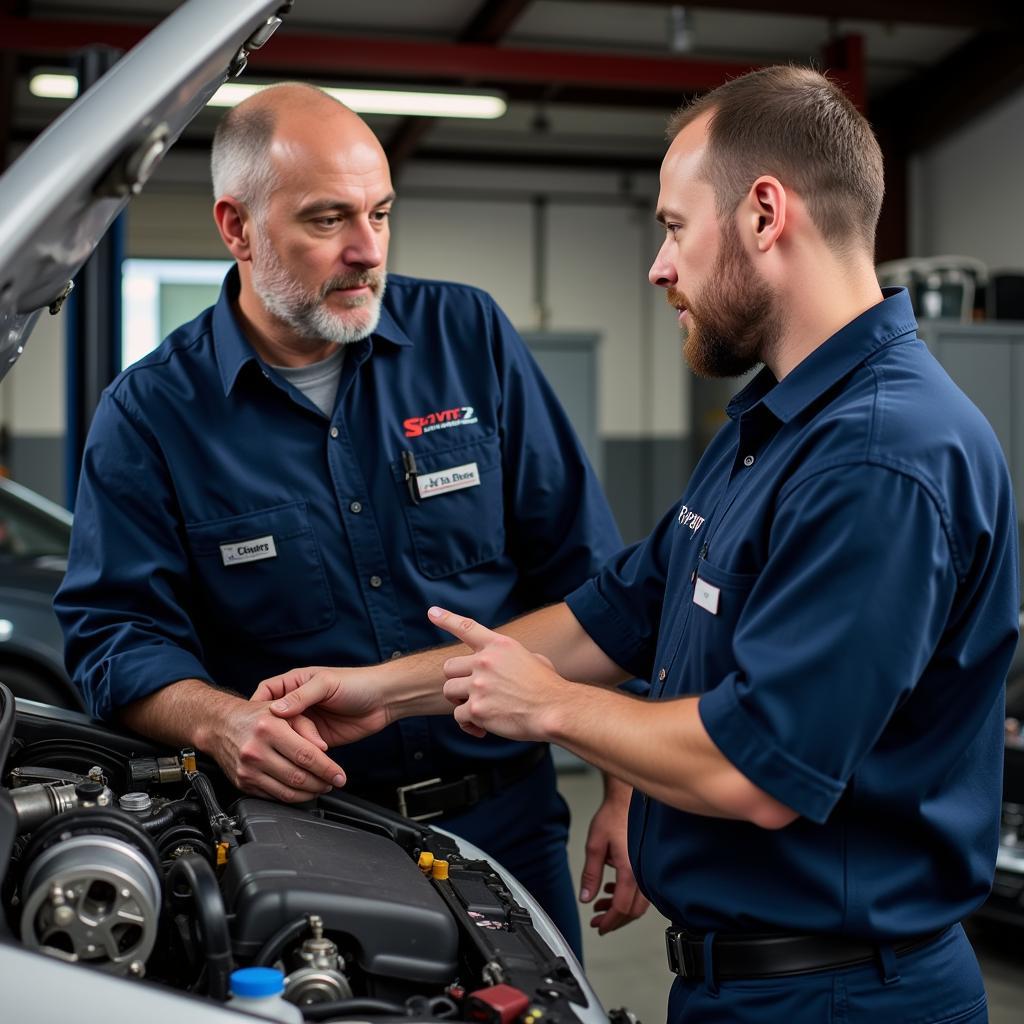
[138,798,203,835]
[253,915,311,966]
[166,853,232,1001]
[0,683,15,771]
[301,998,409,1021]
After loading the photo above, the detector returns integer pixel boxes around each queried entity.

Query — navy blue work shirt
[56,269,624,786]
[567,288,1019,939]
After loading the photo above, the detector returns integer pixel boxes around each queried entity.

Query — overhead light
[668,6,695,55]
[30,73,507,119]
[28,73,79,99]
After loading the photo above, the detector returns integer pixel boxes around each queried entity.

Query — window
[121,259,231,369]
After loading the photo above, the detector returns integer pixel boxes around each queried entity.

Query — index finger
[428,606,500,652]
[274,724,346,788]
[253,666,319,703]
[267,675,339,718]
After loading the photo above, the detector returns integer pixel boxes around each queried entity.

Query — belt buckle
[396,777,443,821]
[665,929,699,979]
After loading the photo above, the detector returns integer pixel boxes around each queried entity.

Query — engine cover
[222,800,459,982]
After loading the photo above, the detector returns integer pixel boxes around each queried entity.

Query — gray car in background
[0,477,82,709]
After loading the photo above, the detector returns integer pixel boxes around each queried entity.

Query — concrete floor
[558,769,1023,1024]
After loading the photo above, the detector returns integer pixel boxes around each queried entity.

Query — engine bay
[0,686,615,1024]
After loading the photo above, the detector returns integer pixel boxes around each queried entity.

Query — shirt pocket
[676,556,760,694]
[391,434,505,579]
[184,501,335,639]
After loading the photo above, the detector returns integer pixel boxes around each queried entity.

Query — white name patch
[416,461,481,500]
[220,535,277,566]
[693,576,721,615]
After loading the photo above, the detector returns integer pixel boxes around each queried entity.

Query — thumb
[579,843,606,904]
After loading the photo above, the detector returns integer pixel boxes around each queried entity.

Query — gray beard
[251,237,386,346]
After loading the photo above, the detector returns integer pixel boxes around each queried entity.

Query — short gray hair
[210,103,279,213]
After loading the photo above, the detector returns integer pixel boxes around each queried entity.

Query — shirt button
[349,500,363,514]
[369,575,383,588]
[390,650,403,660]
[658,668,667,681]
[330,426,339,439]
[743,454,755,467]
[412,751,424,761]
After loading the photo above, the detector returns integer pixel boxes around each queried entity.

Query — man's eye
[372,210,391,223]
[315,216,341,227]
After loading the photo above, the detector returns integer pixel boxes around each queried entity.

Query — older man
[56,83,647,954]
[257,68,1018,1022]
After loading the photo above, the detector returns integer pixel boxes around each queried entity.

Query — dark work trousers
[440,750,583,960]
[665,923,987,1023]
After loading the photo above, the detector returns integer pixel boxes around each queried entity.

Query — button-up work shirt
[56,270,624,786]
[567,288,1019,939]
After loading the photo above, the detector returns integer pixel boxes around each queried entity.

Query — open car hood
[0,0,291,381]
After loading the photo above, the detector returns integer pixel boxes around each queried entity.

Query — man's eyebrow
[655,207,684,225]
[298,192,397,217]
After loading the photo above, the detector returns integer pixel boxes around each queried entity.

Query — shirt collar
[214,266,413,397]
[726,287,918,423]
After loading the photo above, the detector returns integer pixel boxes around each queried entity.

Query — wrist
[192,685,245,751]
[602,771,633,803]
[538,679,581,746]
[378,656,451,721]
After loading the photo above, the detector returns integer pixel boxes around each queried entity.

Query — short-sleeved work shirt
[567,288,1019,939]
[56,270,624,786]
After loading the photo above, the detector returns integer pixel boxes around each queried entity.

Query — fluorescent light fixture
[209,82,506,118]
[30,72,506,119]
[29,73,79,99]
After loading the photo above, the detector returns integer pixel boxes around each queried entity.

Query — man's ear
[743,175,786,253]
[213,196,254,262]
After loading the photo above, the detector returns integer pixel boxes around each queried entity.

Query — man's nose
[649,244,677,288]
[342,218,383,269]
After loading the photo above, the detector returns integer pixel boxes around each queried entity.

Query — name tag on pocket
[693,576,720,615]
[416,461,481,500]
[220,535,277,566]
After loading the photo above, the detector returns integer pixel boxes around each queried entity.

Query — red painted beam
[821,33,866,112]
[0,17,759,94]
[253,35,759,93]
[0,16,150,53]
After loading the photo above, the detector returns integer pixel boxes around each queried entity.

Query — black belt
[344,745,547,822]
[665,925,949,981]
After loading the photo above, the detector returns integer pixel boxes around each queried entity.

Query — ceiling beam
[555,0,1013,29]
[0,17,758,95]
[415,146,661,172]
[387,0,533,177]
[871,26,1024,153]
[457,0,534,44]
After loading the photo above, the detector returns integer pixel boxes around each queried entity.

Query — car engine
[0,685,615,1024]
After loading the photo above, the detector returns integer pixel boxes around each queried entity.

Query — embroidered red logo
[403,405,478,438]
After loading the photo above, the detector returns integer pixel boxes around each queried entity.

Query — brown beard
[668,218,782,379]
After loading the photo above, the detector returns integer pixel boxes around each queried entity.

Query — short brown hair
[668,66,884,255]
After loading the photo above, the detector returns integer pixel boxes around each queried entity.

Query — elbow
[725,774,799,830]
[750,801,800,830]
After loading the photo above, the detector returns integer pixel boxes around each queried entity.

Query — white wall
[392,161,686,439]
[910,85,1024,270]
[1,155,689,457]
[0,305,65,437]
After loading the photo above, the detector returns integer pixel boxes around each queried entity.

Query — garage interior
[0,1,1022,1020]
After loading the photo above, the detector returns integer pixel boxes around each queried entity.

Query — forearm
[545,685,796,828]
[116,677,244,752]
[383,603,627,722]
